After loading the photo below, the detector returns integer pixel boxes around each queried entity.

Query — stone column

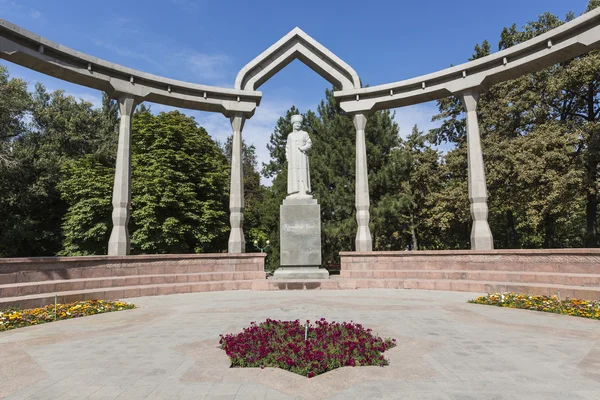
[353,112,373,252]
[108,95,137,256]
[228,113,246,253]
[460,89,494,250]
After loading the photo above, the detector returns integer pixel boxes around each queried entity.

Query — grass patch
[220,318,396,378]
[469,292,600,320]
[0,300,136,331]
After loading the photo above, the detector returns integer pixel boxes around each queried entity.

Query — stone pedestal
[274,196,328,280]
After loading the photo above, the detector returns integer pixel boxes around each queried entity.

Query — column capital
[222,110,254,120]
[460,88,480,112]
[229,113,246,132]
[117,95,139,116]
[352,112,368,131]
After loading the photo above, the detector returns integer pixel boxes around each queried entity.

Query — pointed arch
[235,27,361,91]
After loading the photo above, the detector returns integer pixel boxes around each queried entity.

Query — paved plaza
[1,289,600,399]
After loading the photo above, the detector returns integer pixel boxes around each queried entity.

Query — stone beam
[335,7,600,113]
[0,19,261,115]
[235,27,361,91]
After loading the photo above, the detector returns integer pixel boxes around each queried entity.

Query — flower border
[1,300,136,331]
[469,292,600,320]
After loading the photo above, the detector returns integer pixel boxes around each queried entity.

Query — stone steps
[0,254,268,309]
[255,278,600,300]
[340,270,600,287]
[344,262,600,274]
[0,271,266,298]
[0,263,263,285]
[0,279,267,310]
[3,276,599,310]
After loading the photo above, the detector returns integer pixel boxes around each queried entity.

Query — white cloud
[0,0,43,21]
[92,39,169,74]
[91,37,232,84]
[393,101,458,153]
[174,51,232,81]
[72,92,103,109]
[392,101,441,138]
[107,15,140,35]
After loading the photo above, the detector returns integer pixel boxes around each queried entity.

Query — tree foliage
[430,1,600,248]
[1,0,600,260]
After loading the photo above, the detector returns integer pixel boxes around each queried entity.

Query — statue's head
[291,114,303,131]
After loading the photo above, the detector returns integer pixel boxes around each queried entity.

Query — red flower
[219,319,396,378]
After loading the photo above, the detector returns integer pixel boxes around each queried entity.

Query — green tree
[129,110,230,254]
[59,156,115,255]
[261,88,403,268]
[0,65,31,167]
[0,79,102,257]
[60,109,232,255]
[430,2,599,248]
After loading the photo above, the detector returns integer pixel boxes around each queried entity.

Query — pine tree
[261,88,403,268]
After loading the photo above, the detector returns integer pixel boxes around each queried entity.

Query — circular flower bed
[219,318,396,377]
[0,300,136,331]
[470,293,600,320]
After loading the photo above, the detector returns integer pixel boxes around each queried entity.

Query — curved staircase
[337,250,600,300]
[0,254,266,309]
[3,249,600,309]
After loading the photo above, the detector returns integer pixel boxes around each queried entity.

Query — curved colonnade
[0,10,599,258]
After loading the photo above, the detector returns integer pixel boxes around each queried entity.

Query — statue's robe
[285,130,312,196]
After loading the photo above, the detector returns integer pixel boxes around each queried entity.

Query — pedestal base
[280,196,322,267]
[273,267,329,280]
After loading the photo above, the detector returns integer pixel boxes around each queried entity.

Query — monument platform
[275,196,329,280]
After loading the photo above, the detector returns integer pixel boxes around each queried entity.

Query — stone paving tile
[18,384,73,400]
[52,386,102,400]
[236,383,268,396]
[145,384,181,399]
[208,383,242,396]
[447,393,515,400]
[85,385,129,400]
[264,388,299,399]
[175,384,214,399]
[114,385,157,400]
[402,393,453,400]
[1,290,599,400]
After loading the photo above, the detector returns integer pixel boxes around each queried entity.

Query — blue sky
[0,0,590,182]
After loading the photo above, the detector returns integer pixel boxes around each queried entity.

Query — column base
[355,229,372,252]
[471,221,494,250]
[108,227,129,256]
[228,230,246,254]
[273,267,329,280]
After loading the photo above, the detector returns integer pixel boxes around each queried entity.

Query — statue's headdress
[291,115,303,124]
